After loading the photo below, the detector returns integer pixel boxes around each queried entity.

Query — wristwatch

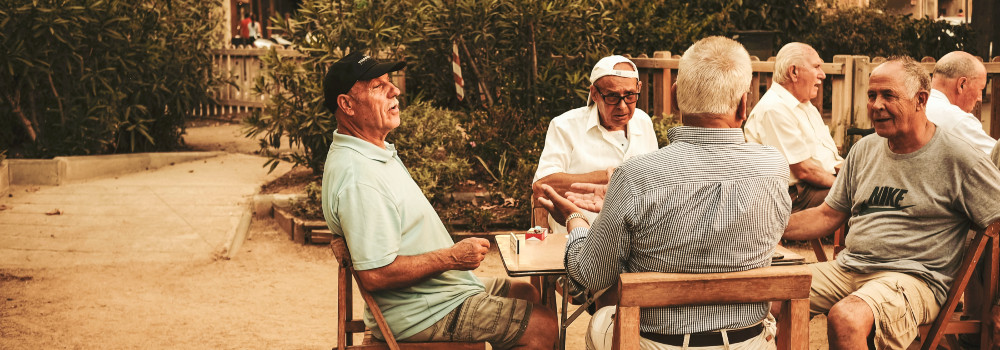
[565,212,589,228]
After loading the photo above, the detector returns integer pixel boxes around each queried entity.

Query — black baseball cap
[323,51,406,113]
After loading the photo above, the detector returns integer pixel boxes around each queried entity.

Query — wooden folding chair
[330,236,486,350]
[918,220,1000,350]
[611,265,813,350]
[809,223,848,262]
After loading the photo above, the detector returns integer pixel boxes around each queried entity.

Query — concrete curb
[7,151,225,186]
[250,193,304,218]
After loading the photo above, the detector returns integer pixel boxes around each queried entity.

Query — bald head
[932,51,987,112]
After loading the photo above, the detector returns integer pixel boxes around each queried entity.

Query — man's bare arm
[783,203,849,240]
[356,237,490,291]
[790,159,836,188]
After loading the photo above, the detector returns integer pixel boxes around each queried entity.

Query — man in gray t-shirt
[784,57,1000,349]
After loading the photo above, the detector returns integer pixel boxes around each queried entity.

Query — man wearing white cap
[532,55,658,233]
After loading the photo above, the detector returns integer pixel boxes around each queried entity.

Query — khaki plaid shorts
[808,262,940,349]
[401,277,533,350]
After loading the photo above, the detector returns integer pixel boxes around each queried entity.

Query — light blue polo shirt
[321,131,485,340]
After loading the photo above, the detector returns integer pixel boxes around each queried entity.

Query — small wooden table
[494,233,805,350]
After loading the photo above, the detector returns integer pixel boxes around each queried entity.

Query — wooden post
[611,305,641,350]
[991,57,1000,138]
[852,56,872,130]
[638,69,651,113]
[748,57,762,113]
[831,55,853,152]
[652,51,672,118]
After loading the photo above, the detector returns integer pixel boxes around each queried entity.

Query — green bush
[290,181,324,220]
[805,7,978,61]
[391,101,472,204]
[0,0,223,158]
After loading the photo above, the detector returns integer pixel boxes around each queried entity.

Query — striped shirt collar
[666,126,746,145]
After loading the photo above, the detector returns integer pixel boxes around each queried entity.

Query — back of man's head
[933,51,984,81]
[676,36,752,117]
[772,42,814,85]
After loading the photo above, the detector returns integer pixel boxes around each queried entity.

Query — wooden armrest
[617,265,812,308]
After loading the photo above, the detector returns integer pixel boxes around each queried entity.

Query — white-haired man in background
[532,55,659,234]
[744,42,843,212]
[927,50,995,154]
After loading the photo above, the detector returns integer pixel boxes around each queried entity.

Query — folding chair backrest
[611,265,813,350]
[919,220,1000,350]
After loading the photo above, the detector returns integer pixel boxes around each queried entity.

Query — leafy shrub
[652,115,683,147]
[289,181,324,220]
[391,101,472,204]
[0,0,223,158]
[805,7,978,61]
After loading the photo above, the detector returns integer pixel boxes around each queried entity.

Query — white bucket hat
[587,55,639,106]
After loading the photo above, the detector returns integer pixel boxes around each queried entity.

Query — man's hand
[448,237,490,270]
[566,183,608,213]
[536,184,583,225]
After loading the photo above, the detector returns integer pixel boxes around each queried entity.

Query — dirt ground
[0,121,832,349]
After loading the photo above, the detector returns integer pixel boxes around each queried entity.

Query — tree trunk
[4,91,38,142]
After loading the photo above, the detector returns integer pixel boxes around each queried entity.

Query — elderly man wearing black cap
[319,52,557,349]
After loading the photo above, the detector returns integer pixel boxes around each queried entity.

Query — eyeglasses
[594,86,640,105]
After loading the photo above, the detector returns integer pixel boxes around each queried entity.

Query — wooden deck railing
[629,52,1000,151]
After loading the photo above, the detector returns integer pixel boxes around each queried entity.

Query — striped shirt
[565,126,791,334]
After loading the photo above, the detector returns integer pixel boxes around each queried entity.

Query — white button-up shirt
[926,89,996,155]
[744,83,843,186]
[533,105,659,232]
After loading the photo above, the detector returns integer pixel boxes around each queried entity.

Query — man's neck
[337,125,388,149]
[779,82,810,103]
[888,120,936,154]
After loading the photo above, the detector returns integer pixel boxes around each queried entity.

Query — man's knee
[518,305,558,348]
[828,296,875,334]
[509,280,541,303]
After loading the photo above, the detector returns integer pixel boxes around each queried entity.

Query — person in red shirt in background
[237,12,252,46]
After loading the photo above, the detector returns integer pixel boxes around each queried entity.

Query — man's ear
[957,76,968,93]
[915,90,929,111]
[734,92,749,127]
[337,94,353,116]
[789,65,799,82]
[670,83,680,117]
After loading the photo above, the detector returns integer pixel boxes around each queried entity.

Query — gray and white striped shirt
[566,126,791,334]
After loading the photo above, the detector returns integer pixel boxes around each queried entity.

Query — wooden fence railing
[195,47,999,151]
[191,47,405,120]
[629,52,1000,151]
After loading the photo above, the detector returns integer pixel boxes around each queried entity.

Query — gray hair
[676,36,752,116]
[773,42,815,85]
[933,51,984,79]
[875,56,930,98]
